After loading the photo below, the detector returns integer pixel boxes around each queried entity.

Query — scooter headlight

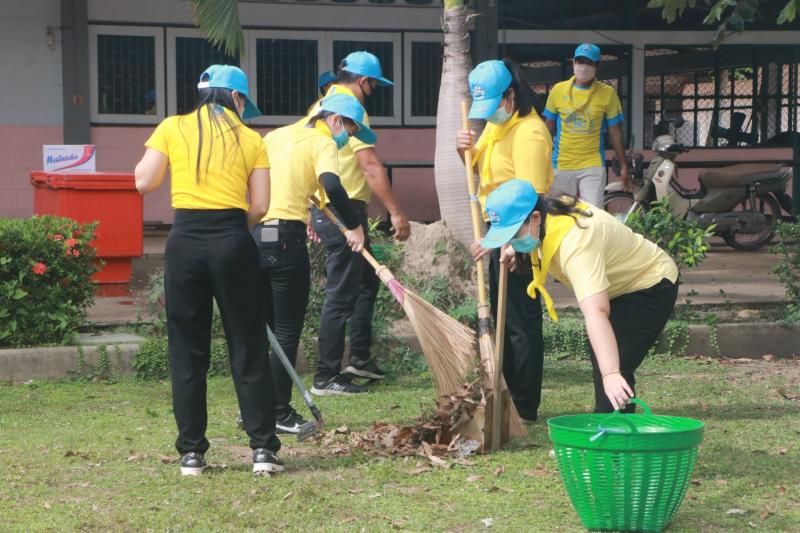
[651,135,673,153]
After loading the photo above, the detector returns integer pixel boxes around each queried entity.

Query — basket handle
[589,398,652,442]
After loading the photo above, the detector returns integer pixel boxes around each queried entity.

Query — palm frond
[189,0,244,58]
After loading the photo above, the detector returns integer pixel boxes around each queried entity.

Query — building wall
[0,0,63,218]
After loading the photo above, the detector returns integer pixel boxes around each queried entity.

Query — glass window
[410,41,442,117]
[174,37,238,115]
[96,35,156,115]
[332,40,394,117]
[255,38,319,116]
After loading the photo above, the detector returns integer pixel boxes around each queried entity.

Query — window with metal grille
[333,40,394,117]
[502,43,632,146]
[175,37,238,115]
[255,38,318,116]
[644,46,800,148]
[97,35,156,115]
[410,41,442,117]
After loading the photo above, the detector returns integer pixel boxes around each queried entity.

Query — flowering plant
[0,216,98,347]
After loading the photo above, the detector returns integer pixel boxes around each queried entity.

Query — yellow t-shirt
[544,79,623,170]
[263,120,339,224]
[301,84,373,203]
[145,106,269,210]
[474,113,554,211]
[548,207,678,303]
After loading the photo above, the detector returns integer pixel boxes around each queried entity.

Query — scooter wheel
[721,193,781,251]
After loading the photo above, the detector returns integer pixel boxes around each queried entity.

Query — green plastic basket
[547,398,704,533]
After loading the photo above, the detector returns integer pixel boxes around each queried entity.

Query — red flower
[53,234,64,241]
[31,262,48,276]
[65,238,78,249]
[72,249,80,257]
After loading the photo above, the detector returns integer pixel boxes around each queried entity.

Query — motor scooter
[605,117,792,251]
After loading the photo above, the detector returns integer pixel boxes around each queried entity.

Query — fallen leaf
[368,493,382,499]
[778,389,799,401]
[335,425,350,435]
[343,517,358,523]
[481,518,494,528]
[699,400,709,412]
[391,518,407,529]
[282,492,294,501]
[690,478,703,485]
[428,455,449,468]
[778,448,788,455]
[126,453,148,462]
[726,508,748,515]
[763,354,777,362]
[466,475,484,482]
[777,486,787,494]
[748,522,758,529]
[348,488,364,495]
[390,404,401,410]
[43,502,51,509]
[760,509,775,520]
[64,450,90,459]
[158,455,175,464]
[494,465,505,476]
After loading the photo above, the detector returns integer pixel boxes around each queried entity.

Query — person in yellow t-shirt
[544,44,631,209]
[305,51,410,394]
[134,65,283,476]
[456,59,553,423]
[257,92,369,430]
[480,179,678,413]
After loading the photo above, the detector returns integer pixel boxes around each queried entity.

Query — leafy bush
[626,198,715,272]
[771,221,800,323]
[134,336,230,381]
[0,216,98,347]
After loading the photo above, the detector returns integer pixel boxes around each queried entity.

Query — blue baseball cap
[320,93,377,145]
[340,51,393,87]
[197,65,261,119]
[318,70,337,92]
[481,179,539,249]
[468,60,512,120]
[574,43,601,64]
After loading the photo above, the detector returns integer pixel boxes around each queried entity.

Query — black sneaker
[311,375,368,396]
[253,448,284,475]
[180,452,207,477]
[343,359,386,380]
[275,409,309,435]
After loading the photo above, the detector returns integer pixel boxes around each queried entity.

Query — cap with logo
[481,179,539,249]
[320,93,377,145]
[340,51,393,87]
[318,70,337,92]
[468,60,513,120]
[197,65,261,119]
[574,43,601,64]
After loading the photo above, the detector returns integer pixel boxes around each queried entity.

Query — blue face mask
[487,103,511,125]
[332,118,350,150]
[510,232,539,253]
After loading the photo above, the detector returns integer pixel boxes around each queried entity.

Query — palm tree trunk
[434,1,481,246]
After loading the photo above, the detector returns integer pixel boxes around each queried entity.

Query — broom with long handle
[309,197,476,398]
[491,262,509,451]
[461,102,526,440]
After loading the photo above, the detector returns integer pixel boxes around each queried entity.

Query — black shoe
[343,359,386,380]
[275,409,310,435]
[253,448,284,474]
[180,452,207,477]
[311,375,368,396]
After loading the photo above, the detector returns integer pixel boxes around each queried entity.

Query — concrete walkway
[86,235,787,325]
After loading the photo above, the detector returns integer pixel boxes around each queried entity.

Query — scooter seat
[698,163,785,189]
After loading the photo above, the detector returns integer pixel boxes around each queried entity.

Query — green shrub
[771,220,800,323]
[0,216,98,347]
[133,336,231,381]
[626,198,715,272]
[543,316,590,358]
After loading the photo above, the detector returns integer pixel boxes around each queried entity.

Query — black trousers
[165,209,280,455]
[589,278,679,413]
[488,249,544,421]
[311,202,380,382]
[253,220,310,419]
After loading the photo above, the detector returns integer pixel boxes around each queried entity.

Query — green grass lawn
[1,356,799,532]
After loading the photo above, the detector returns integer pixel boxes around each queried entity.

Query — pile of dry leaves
[314,380,487,463]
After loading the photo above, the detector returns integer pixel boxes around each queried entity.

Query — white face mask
[573,64,597,84]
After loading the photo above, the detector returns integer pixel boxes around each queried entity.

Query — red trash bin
[30,171,143,285]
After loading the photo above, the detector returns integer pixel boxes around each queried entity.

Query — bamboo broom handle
[461,101,489,308]
[491,262,509,451]
[309,196,384,274]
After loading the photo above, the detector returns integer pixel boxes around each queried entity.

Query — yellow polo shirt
[473,113,554,212]
[548,207,678,303]
[544,79,623,170]
[301,84,373,203]
[263,120,339,224]
[145,106,269,210]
